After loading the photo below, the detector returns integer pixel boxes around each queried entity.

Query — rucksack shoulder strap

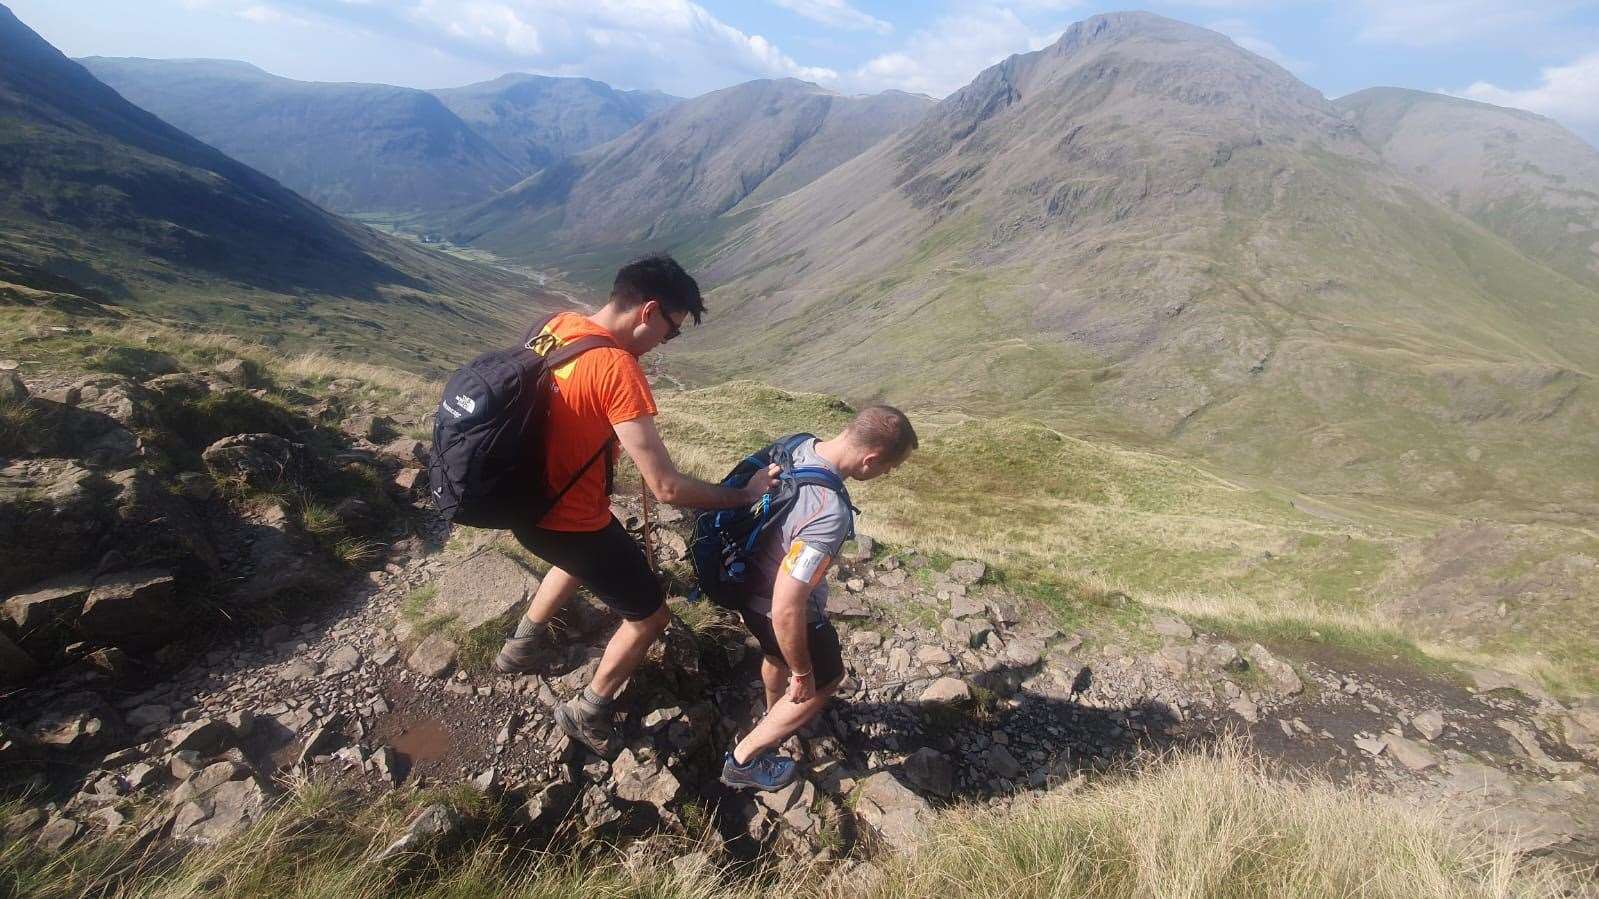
[543,334,617,369]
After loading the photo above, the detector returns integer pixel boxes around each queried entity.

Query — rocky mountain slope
[431,73,678,173]
[0,5,556,369]
[657,12,1599,514]
[1337,87,1599,291]
[80,57,526,214]
[444,79,933,262]
[1,309,1594,882]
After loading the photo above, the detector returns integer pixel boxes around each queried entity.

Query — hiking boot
[555,696,620,759]
[720,751,798,792]
[493,623,555,674]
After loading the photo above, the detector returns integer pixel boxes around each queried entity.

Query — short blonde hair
[845,405,918,462]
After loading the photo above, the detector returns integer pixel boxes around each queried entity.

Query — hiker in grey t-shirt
[721,406,920,793]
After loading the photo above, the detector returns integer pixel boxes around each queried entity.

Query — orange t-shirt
[533,312,657,531]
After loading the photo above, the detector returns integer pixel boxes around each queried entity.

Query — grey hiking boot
[555,695,620,759]
[720,751,798,792]
[493,623,554,674]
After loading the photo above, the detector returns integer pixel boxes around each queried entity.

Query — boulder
[1,370,27,403]
[611,749,683,806]
[166,718,236,756]
[37,817,80,853]
[31,695,120,753]
[381,438,428,465]
[202,434,305,489]
[77,569,181,649]
[1245,644,1303,697]
[949,596,986,619]
[3,575,91,653]
[1149,615,1193,640]
[0,631,37,684]
[985,745,1024,780]
[170,760,254,804]
[171,777,269,843]
[518,775,579,831]
[946,560,986,585]
[428,551,536,631]
[213,359,257,388]
[342,414,396,443]
[855,771,932,850]
[1411,709,1446,742]
[903,747,954,798]
[919,677,972,705]
[407,634,458,679]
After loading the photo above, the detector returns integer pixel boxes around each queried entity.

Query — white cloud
[848,7,1062,97]
[1454,50,1599,142]
[771,0,892,35]
[271,0,836,95]
[1207,17,1310,75]
[1353,0,1579,48]
[237,4,310,26]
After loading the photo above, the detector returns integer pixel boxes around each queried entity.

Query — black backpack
[690,433,855,611]
[428,313,616,530]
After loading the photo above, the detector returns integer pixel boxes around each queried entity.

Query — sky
[11,0,1599,146]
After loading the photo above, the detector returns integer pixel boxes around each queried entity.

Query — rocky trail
[2,343,1598,880]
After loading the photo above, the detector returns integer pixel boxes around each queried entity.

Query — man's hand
[786,668,816,704]
[740,463,781,504]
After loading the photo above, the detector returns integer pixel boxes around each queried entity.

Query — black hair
[611,253,705,325]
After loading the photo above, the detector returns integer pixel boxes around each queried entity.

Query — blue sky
[12,1,1599,145]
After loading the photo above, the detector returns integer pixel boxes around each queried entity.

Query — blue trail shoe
[720,751,798,792]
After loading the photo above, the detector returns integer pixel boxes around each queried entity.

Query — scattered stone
[167,718,234,755]
[903,747,954,797]
[1355,737,1387,757]
[949,596,985,619]
[377,804,462,861]
[37,817,80,853]
[1229,697,1260,723]
[1149,615,1193,640]
[381,438,428,465]
[1469,669,1554,704]
[1382,734,1439,771]
[877,569,909,589]
[324,645,362,676]
[406,634,458,679]
[915,646,952,667]
[213,359,257,388]
[985,745,1024,780]
[202,434,304,489]
[1411,709,1446,742]
[171,778,269,843]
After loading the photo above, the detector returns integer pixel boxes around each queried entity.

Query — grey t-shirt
[744,438,853,623]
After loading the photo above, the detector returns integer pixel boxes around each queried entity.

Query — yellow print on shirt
[529,327,579,380]
[781,540,831,587]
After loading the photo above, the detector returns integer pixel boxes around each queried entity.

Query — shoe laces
[752,753,789,779]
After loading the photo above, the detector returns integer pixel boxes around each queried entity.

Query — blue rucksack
[428,313,616,530]
[690,433,856,611]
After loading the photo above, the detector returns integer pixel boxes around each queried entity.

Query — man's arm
[769,568,816,703]
[613,415,775,509]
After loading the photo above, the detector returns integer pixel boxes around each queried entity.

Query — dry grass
[865,738,1583,899]
[3,741,1583,899]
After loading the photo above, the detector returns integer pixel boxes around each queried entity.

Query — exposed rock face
[855,772,932,849]
[428,551,536,631]
[77,569,180,649]
[202,434,304,489]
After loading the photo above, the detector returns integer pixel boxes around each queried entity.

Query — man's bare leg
[587,605,669,700]
[556,604,669,758]
[760,656,788,710]
[524,566,582,625]
[494,566,582,673]
[732,675,843,765]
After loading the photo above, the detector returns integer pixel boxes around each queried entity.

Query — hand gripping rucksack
[690,433,856,611]
[428,313,616,530]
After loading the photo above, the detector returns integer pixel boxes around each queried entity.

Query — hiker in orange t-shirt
[493,254,777,758]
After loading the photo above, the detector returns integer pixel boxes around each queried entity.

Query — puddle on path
[391,718,452,766]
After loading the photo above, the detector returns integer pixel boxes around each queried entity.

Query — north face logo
[454,394,477,414]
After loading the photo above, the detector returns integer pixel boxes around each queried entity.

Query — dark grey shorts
[738,610,846,688]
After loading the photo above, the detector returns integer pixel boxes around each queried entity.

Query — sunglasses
[653,303,682,342]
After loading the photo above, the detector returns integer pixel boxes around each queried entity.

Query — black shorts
[739,611,847,688]
[510,517,663,621]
